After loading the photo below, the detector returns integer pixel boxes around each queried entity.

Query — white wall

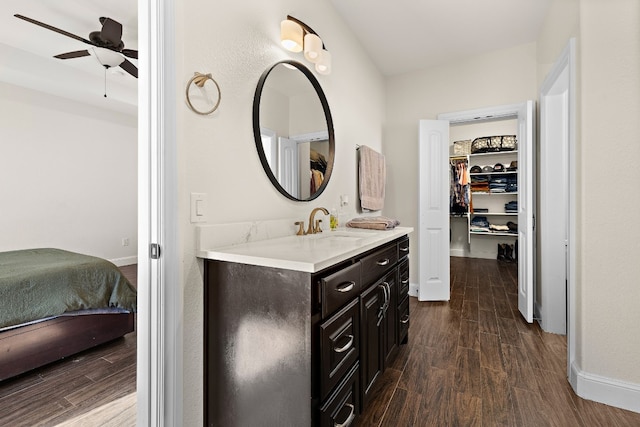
[578,0,640,387]
[176,0,385,423]
[384,42,538,285]
[0,82,137,265]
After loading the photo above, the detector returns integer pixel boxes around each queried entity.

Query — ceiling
[0,1,552,114]
[0,0,138,115]
[330,0,551,76]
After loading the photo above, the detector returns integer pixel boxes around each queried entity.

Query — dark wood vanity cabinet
[397,237,410,345]
[317,236,410,422]
[204,234,409,427]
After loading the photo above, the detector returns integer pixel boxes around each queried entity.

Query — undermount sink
[305,229,372,242]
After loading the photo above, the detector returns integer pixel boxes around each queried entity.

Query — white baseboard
[408,281,419,298]
[570,362,640,413]
[450,248,466,257]
[535,301,542,327]
[111,255,138,267]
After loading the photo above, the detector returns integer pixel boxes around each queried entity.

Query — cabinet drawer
[398,295,410,344]
[321,263,361,319]
[397,236,410,259]
[319,299,360,401]
[361,244,397,287]
[320,363,360,427]
[398,258,409,299]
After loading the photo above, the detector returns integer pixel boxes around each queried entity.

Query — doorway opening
[418,101,535,326]
[538,39,576,379]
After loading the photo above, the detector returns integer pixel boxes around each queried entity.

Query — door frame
[137,0,181,425]
[539,39,577,377]
[437,102,535,321]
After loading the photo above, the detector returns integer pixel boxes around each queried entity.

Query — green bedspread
[0,248,137,328]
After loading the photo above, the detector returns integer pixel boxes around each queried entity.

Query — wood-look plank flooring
[3,260,640,426]
[0,264,137,427]
[360,257,640,427]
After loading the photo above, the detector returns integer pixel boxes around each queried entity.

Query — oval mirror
[253,60,335,201]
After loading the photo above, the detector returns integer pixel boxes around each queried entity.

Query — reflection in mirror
[253,60,334,201]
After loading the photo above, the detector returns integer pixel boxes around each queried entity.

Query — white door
[279,137,299,198]
[418,120,450,301]
[517,101,535,322]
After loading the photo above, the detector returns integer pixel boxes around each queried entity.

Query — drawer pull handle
[401,279,409,285]
[334,403,355,427]
[376,258,390,266]
[400,247,409,252]
[335,281,355,293]
[334,335,354,353]
[401,315,410,324]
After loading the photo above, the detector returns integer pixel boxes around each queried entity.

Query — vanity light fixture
[280,15,331,75]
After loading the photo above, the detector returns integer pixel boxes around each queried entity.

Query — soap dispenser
[330,207,338,231]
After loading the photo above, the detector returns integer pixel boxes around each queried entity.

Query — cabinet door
[360,282,383,410]
[382,270,398,367]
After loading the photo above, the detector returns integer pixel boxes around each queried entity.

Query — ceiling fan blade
[14,14,92,45]
[54,50,90,59]
[121,49,138,59]
[119,59,138,78]
[100,17,123,46]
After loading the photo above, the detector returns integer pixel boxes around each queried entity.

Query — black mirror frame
[252,60,335,201]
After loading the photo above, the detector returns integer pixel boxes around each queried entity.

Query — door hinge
[150,243,161,259]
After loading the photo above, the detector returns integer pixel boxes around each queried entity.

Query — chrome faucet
[306,207,329,235]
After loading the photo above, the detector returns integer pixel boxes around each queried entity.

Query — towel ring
[185,72,221,115]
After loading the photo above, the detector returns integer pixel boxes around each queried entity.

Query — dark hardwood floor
[0,264,137,427]
[359,257,640,426]
[2,260,639,426]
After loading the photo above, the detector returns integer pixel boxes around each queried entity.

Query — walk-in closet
[418,101,534,323]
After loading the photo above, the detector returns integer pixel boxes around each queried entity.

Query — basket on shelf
[453,139,472,155]
[470,135,517,154]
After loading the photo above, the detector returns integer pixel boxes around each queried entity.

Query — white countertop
[198,226,413,273]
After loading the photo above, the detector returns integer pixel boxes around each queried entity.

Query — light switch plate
[190,193,207,223]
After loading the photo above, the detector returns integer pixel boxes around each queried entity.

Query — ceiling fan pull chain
[104,67,108,98]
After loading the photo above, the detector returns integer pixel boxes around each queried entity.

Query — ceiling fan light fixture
[89,46,124,68]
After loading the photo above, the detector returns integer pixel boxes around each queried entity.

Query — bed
[0,248,137,381]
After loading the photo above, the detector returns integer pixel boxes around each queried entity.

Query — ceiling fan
[14,14,138,78]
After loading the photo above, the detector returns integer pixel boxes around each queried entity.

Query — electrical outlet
[122,238,130,246]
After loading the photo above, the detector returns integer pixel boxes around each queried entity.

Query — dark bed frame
[0,312,135,381]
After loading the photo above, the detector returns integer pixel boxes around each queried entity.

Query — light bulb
[280,19,303,52]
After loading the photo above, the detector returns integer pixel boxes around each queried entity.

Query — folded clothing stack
[346,216,400,230]
[470,216,490,232]
[505,201,518,213]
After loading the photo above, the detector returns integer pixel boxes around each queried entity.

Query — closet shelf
[469,150,518,157]
[469,231,518,237]
[470,171,517,176]
[470,212,517,216]
[471,191,518,195]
